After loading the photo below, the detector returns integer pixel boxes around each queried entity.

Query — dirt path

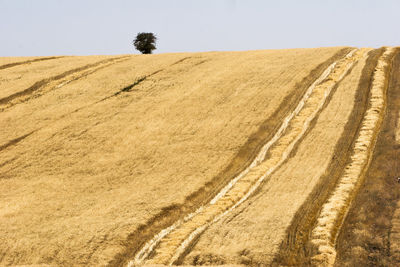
[128,49,365,266]
[335,48,400,266]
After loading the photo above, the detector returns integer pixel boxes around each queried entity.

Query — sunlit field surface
[1,47,399,266]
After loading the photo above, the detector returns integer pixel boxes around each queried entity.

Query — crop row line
[310,47,395,266]
[129,48,364,266]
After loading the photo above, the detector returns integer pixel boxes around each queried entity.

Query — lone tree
[133,32,157,54]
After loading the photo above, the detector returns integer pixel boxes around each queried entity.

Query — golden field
[1,47,399,266]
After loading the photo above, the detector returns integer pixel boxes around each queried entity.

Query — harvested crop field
[0,47,399,266]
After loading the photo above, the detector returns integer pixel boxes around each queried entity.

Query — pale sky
[1,0,399,56]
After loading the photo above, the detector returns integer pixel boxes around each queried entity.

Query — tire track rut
[108,49,352,267]
[0,56,130,111]
[333,48,400,266]
[0,131,35,152]
[128,49,365,266]
[48,56,209,137]
[0,56,62,70]
[273,48,384,266]
[310,48,395,266]
[0,56,209,176]
[390,201,400,262]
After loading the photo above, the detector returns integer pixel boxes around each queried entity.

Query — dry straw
[310,47,395,266]
[0,56,128,111]
[128,49,364,266]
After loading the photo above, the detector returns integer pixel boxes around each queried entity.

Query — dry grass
[335,48,400,266]
[0,53,190,146]
[0,56,56,65]
[132,49,365,266]
[0,56,130,110]
[0,48,343,266]
[0,56,62,70]
[390,201,400,262]
[0,55,122,100]
[110,48,352,267]
[310,47,395,266]
[273,48,384,266]
[396,112,400,143]
[182,49,370,266]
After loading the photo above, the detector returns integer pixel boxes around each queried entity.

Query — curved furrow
[128,48,366,266]
[0,56,62,70]
[0,56,130,111]
[0,131,35,152]
[310,48,395,266]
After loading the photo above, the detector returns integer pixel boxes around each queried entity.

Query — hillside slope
[184,48,370,266]
[0,48,344,266]
[1,47,398,267]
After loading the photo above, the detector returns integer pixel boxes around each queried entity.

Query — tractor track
[0,131,35,153]
[126,48,365,266]
[46,56,210,140]
[0,56,62,70]
[0,56,210,174]
[0,56,130,111]
[334,47,400,266]
[106,48,352,267]
[273,48,385,266]
[390,201,400,263]
[308,47,395,266]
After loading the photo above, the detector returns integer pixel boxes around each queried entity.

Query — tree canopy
[133,32,157,54]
